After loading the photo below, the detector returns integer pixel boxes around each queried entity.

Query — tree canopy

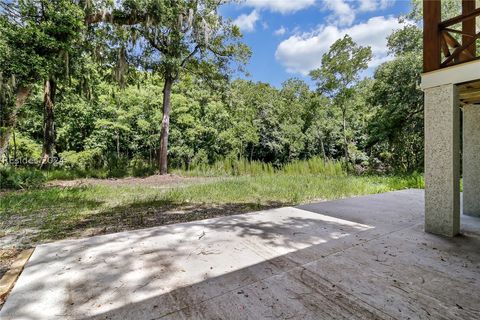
[1,0,429,175]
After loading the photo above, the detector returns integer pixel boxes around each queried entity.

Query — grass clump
[0,167,46,190]
[281,158,344,176]
[177,158,275,177]
[176,157,343,177]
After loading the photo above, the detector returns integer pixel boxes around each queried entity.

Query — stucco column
[424,83,461,237]
[463,104,480,217]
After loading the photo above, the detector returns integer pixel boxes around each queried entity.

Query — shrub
[191,150,209,168]
[130,157,156,177]
[105,153,129,178]
[60,148,104,170]
[3,133,42,166]
[0,167,46,189]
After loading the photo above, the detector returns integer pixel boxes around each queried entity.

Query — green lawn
[0,173,424,248]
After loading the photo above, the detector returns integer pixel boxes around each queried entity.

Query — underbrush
[0,160,157,189]
[0,157,425,193]
[174,157,345,177]
[0,167,46,190]
[383,172,425,190]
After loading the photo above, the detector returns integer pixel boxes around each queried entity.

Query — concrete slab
[1,189,479,320]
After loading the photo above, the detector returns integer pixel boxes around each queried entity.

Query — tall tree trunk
[116,130,120,158]
[342,108,349,165]
[0,86,31,160]
[149,145,152,166]
[40,78,56,168]
[159,78,173,175]
[12,130,17,163]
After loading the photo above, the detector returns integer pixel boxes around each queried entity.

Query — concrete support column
[463,104,480,217]
[424,84,461,237]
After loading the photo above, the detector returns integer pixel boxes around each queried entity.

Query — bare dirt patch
[46,174,212,188]
[1,202,284,250]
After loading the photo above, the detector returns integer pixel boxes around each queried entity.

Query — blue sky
[220,0,413,87]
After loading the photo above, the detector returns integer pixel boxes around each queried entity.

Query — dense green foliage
[1,0,435,183]
[0,167,45,189]
[6,73,390,174]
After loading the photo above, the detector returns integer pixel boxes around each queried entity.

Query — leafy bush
[105,154,129,178]
[130,157,156,177]
[4,133,42,166]
[190,150,209,168]
[60,148,104,170]
[0,167,46,189]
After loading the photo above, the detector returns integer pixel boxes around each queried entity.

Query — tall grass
[281,158,345,176]
[1,168,425,245]
[382,172,425,190]
[175,157,344,177]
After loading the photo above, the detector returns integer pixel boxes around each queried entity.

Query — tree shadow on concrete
[64,200,289,239]
[1,211,376,319]
[3,190,480,320]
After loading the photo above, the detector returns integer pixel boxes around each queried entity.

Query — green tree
[0,0,84,161]
[387,24,422,56]
[367,21,424,172]
[310,35,372,165]
[91,0,250,174]
[408,0,463,22]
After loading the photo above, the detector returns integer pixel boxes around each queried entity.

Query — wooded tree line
[0,0,459,175]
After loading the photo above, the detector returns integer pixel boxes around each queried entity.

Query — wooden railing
[424,0,480,72]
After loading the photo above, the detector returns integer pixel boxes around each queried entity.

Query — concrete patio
[1,189,479,319]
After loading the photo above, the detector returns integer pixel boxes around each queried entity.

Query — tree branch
[85,9,146,25]
[207,47,228,57]
[181,45,200,68]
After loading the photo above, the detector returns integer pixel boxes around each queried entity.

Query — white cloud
[233,10,260,32]
[358,0,391,12]
[275,16,404,75]
[243,0,316,14]
[274,26,287,36]
[321,0,394,27]
[323,0,356,26]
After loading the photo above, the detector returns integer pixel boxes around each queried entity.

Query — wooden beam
[441,36,452,58]
[424,0,441,72]
[441,31,480,66]
[459,80,480,104]
[439,7,480,28]
[459,81,480,92]
[462,0,476,60]
[442,31,475,63]
[443,27,475,37]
